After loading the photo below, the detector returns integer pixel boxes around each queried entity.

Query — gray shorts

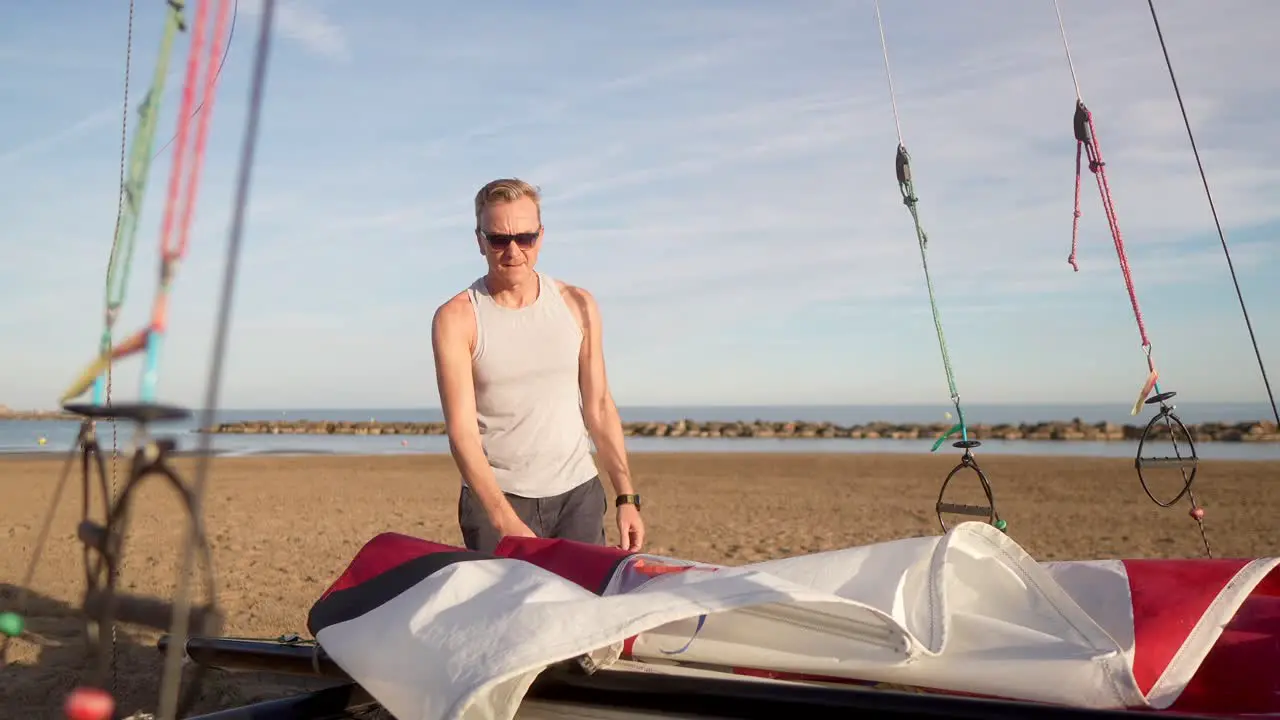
[458,475,607,554]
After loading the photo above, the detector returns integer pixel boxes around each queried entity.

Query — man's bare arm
[567,285,635,496]
[432,296,524,530]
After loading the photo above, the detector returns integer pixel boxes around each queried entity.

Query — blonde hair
[474,178,541,230]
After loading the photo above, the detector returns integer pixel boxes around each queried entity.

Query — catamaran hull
[296,522,1279,720]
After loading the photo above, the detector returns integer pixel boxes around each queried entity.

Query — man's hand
[494,512,537,540]
[617,505,645,552]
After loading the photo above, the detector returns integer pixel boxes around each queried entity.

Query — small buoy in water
[1190,506,1205,521]
[37,437,46,445]
[401,440,408,447]
[64,686,114,720]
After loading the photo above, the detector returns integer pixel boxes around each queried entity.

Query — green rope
[895,145,970,452]
[90,2,186,405]
[103,3,186,324]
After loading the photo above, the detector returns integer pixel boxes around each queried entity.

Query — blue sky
[1,0,1277,411]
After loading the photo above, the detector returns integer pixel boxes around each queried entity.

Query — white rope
[1052,0,1084,101]
[872,0,904,146]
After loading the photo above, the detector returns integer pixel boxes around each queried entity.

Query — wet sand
[2,452,1278,717]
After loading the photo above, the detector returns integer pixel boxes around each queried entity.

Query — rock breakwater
[200,418,1280,442]
[0,405,77,420]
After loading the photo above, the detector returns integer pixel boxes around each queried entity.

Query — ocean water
[1,402,1277,460]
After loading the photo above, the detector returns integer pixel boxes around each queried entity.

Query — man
[431,177,645,555]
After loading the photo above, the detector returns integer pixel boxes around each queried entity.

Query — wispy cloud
[1,0,1277,409]
[239,0,349,61]
[0,107,119,167]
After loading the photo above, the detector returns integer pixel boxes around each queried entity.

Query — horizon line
[6,399,1274,413]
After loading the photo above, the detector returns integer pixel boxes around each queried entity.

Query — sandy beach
[3,451,1279,717]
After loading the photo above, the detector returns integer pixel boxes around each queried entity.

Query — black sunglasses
[479,227,541,249]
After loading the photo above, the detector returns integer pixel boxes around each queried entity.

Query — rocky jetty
[0,405,78,421]
[199,418,1280,442]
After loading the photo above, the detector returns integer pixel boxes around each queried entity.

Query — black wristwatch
[615,493,642,511]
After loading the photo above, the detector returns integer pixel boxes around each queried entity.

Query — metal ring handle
[1134,407,1199,508]
[936,454,1002,533]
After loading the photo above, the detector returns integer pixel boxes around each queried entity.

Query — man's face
[477,196,542,282]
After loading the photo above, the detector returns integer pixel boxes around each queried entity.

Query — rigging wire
[1052,0,1083,101]
[872,0,1003,533]
[1052,0,1210,558]
[104,0,135,697]
[1144,0,1280,429]
[871,0,970,444]
[873,3,903,146]
[1052,0,1169,407]
[154,0,275,715]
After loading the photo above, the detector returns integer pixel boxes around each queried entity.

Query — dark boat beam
[181,683,376,720]
[161,635,1222,720]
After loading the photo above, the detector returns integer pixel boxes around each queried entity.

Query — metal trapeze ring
[63,419,116,687]
[1133,390,1200,508]
[935,440,1001,533]
[65,402,217,718]
[89,436,220,717]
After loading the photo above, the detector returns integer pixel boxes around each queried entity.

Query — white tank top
[466,272,600,498]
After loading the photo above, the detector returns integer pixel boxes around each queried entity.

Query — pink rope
[148,0,230,338]
[1070,102,1152,351]
[1069,142,1082,271]
[157,0,208,262]
[174,0,233,261]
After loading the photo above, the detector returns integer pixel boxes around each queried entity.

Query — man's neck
[484,272,540,309]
